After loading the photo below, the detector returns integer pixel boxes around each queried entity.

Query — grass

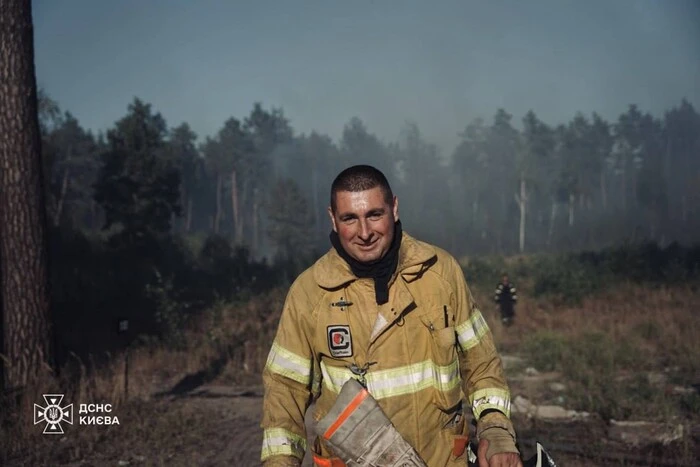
[473,282,700,423]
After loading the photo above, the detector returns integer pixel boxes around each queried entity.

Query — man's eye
[369,213,382,220]
[342,217,356,223]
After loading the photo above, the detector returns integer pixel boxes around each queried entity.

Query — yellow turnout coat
[261,232,514,466]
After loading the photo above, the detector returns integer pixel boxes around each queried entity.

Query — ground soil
[7,376,696,467]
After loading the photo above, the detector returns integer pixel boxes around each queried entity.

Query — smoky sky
[33,0,700,155]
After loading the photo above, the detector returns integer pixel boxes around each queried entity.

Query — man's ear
[392,196,399,222]
[327,206,338,232]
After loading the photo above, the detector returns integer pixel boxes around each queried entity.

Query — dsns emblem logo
[327,325,353,358]
[34,394,73,434]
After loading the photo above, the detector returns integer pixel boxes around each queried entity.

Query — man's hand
[477,439,523,467]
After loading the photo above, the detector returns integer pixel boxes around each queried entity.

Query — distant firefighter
[494,273,517,326]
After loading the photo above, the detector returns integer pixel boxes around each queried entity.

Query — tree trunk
[53,167,69,226]
[600,169,607,211]
[621,157,627,211]
[185,196,192,233]
[631,164,637,212]
[515,178,527,253]
[664,137,671,221]
[547,199,558,247]
[568,193,575,227]
[214,174,222,234]
[0,0,53,389]
[252,187,260,257]
[179,186,187,233]
[232,169,242,244]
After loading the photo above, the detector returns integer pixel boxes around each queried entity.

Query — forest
[41,93,700,257]
[27,91,700,364]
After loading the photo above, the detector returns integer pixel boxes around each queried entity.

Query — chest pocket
[417,305,463,411]
[418,305,458,366]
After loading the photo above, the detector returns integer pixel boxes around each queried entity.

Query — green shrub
[462,256,507,289]
[518,242,700,304]
[530,254,605,304]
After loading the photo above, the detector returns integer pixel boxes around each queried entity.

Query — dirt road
[102,384,693,467]
[9,382,696,466]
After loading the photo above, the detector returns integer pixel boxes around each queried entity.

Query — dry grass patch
[0,287,288,466]
[473,283,700,422]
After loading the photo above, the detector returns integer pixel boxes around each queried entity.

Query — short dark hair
[330,165,394,212]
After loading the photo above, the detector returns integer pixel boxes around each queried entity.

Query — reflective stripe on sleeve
[260,427,307,461]
[320,359,461,399]
[265,342,312,385]
[470,388,511,419]
[456,309,490,351]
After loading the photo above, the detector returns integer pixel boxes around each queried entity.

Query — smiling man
[261,165,522,467]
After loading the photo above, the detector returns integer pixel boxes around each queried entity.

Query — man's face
[328,187,399,263]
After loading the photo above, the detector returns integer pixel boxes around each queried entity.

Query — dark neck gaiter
[330,221,402,305]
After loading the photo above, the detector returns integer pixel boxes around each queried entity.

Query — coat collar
[313,231,437,289]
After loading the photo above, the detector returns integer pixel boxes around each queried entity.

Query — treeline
[41,93,700,257]
[37,92,700,362]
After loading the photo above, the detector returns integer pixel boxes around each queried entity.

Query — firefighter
[261,165,522,467]
[494,274,517,326]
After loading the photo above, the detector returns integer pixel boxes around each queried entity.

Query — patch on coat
[327,325,353,358]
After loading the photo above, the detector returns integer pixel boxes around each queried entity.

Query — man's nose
[358,220,372,240]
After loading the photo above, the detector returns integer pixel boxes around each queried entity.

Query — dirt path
[104,384,694,467]
[9,381,696,466]
[159,385,316,467]
[187,389,265,466]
